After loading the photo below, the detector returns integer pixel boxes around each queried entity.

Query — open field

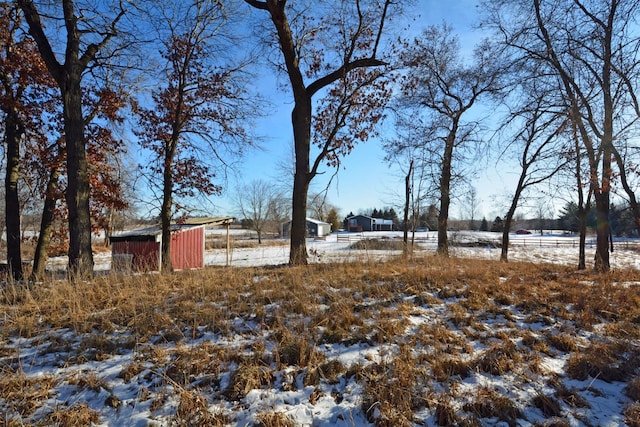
[200,230,640,270]
[1,238,640,426]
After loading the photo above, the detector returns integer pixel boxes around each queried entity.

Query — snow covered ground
[3,230,638,426]
[48,230,639,271]
[204,230,640,271]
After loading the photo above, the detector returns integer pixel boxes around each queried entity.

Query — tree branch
[307,57,386,97]
[16,0,63,84]
[244,0,268,10]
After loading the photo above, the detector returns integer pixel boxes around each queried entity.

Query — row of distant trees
[2,0,640,279]
[236,190,640,240]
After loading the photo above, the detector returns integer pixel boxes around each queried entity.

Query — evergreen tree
[480,217,489,231]
[343,211,355,229]
[326,208,341,232]
[490,216,504,232]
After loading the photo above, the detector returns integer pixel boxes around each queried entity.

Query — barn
[110,217,234,272]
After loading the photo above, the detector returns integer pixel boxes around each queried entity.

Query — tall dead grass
[1,255,639,425]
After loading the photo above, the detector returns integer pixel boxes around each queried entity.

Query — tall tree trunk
[103,207,113,246]
[289,101,312,265]
[403,159,413,257]
[18,0,123,280]
[577,204,589,270]
[594,190,610,272]
[437,127,457,257]
[4,108,23,280]
[501,175,526,262]
[63,69,94,279]
[594,14,615,273]
[571,123,589,270]
[161,166,173,272]
[31,166,61,281]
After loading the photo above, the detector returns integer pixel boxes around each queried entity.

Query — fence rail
[337,233,364,242]
[507,238,640,250]
[334,233,640,251]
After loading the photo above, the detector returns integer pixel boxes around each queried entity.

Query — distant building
[282,218,332,237]
[346,215,394,232]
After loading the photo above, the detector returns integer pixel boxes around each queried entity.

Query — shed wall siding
[112,241,160,271]
[170,227,204,269]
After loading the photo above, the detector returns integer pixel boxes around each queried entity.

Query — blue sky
[211,0,515,221]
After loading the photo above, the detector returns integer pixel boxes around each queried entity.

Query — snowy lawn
[1,232,639,426]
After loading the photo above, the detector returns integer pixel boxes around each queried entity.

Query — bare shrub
[348,238,406,251]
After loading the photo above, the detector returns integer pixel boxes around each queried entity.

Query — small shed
[282,218,332,237]
[110,217,234,272]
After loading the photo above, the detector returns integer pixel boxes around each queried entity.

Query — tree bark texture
[403,159,413,257]
[289,101,312,265]
[31,166,61,281]
[4,108,23,280]
[63,67,94,278]
[501,181,526,263]
[437,125,457,257]
[161,166,173,272]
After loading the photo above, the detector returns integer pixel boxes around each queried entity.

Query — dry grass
[1,255,639,425]
[360,345,425,426]
[625,404,640,427]
[171,389,229,426]
[44,402,100,426]
[254,410,295,427]
[0,369,57,421]
[627,376,640,401]
[462,386,522,425]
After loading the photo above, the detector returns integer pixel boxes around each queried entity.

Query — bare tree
[484,0,640,271]
[397,24,504,257]
[235,180,284,243]
[307,192,339,223]
[497,87,569,261]
[466,186,479,231]
[245,0,396,265]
